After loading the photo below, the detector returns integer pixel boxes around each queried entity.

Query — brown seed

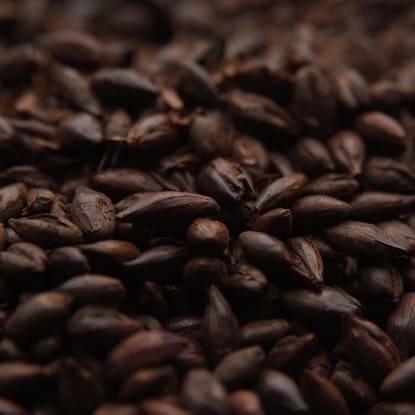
[183,257,228,288]
[356,111,406,149]
[41,30,103,67]
[9,214,83,247]
[362,157,415,193]
[93,168,163,199]
[118,366,177,401]
[187,218,230,255]
[79,239,141,264]
[265,333,315,371]
[249,208,292,238]
[240,319,291,348]
[0,398,28,415]
[57,274,125,306]
[123,245,187,280]
[203,285,240,364]
[92,68,158,105]
[290,137,334,177]
[350,192,415,221]
[334,67,369,112]
[256,369,309,414]
[300,369,350,415]
[387,293,415,359]
[223,264,268,304]
[214,346,265,389]
[58,113,103,147]
[67,306,141,353]
[182,369,228,415]
[106,330,186,382]
[281,286,361,324]
[197,158,253,205]
[291,195,351,231]
[93,403,139,415]
[331,361,377,410]
[140,400,193,415]
[288,237,324,287]
[380,355,415,400]
[52,64,101,116]
[379,220,415,254]
[354,266,403,303]
[48,246,91,282]
[226,89,298,139]
[58,357,105,414]
[228,390,265,415]
[327,130,365,176]
[367,402,415,415]
[300,173,359,200]
[190,112,234,159]
[324,220,407,259]
[293,64,336,137]
[71,186,115,241]
[0,183,26,223]
[23,188,55,215]
[232,137,269,175]
[255,174,308,213]
[0,242,47,288]
[5,292,72,342]
[116,191,219,223]
[127,114,179,155]
[239,231,291,271]
[0,362,46,400]
[339,314,401,383]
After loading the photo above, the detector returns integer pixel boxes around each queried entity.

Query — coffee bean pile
[1,1,415,414]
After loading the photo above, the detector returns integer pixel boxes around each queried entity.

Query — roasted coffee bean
[228,390,265,415]
[334,67,369,112]
[183,257,227,288]
[232,137,269,175]
[379,220,415,254]
[58,113,103,148]
[368,402,415,415]
[140,399,192,415]
[79,240,141,265]
[380,355,415,400]
[93,403,139,415]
